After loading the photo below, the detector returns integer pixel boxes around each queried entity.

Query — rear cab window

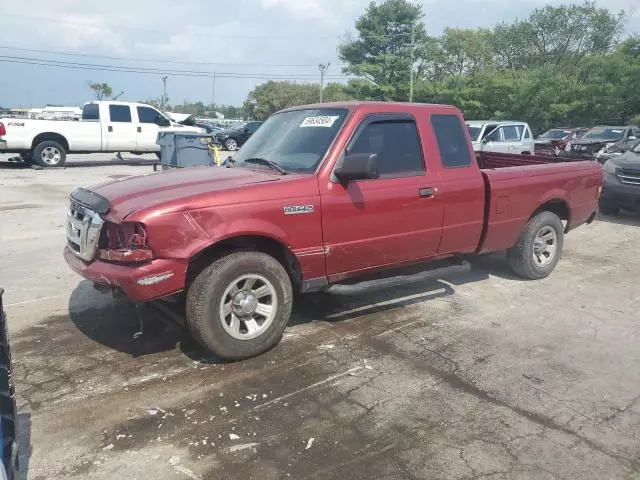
[82,104,100,121]
[109,105,132,123]
[431,114,472,168]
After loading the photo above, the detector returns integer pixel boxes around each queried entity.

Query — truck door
[480,125,509,153]
[135,106,166,152]
[104,104,138,152]
[320,113,444,278]
[500,124,527,154]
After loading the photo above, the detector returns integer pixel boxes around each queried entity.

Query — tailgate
[478,161,602,253]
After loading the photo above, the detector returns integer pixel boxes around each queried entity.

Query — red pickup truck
[64,102,602,359]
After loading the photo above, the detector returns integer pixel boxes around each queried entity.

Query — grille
[616,168,640,186]
[66,201,103,261]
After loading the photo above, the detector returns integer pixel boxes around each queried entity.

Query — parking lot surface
[1,154,639,480]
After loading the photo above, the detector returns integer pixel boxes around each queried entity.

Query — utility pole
[211,71,216,110]
[318,62,330,103]
[161,75,168,112]
[409,25,416,103]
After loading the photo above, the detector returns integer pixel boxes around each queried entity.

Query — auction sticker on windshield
[300,116,340,128]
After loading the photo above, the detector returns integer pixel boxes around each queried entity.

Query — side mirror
[334,153,379,183]
[629,136,637,141]
[481,137,490,144]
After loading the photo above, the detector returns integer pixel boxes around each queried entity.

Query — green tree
[339,0,429,101]
[242,81,319,120]
[88,82,113,101]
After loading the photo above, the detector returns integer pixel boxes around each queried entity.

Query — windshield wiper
[242,157,288,175]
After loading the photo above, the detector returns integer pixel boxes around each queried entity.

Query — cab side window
[137,106,162,124]
[109,105,132,123]
[347,117,424,178]
[431,114,472,168]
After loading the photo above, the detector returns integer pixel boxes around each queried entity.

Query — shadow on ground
[64,255,515,363]
[16,413,31,480]
[595,211,640,227]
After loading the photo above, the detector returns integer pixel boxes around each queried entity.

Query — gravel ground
[1,153,639,480]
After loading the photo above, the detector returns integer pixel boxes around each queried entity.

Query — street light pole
[318,62,330,103]
[161,75,168,111]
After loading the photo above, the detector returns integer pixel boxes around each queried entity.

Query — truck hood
[609,150,640,168]
[88,166,280,221]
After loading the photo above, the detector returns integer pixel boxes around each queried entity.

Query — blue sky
[0,0,637,108]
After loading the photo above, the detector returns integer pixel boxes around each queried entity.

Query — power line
[0,45,334,68]
[0,56,350,80]
[3,13,414,40]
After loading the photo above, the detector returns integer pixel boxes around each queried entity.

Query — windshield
[233,108,348,173]
[540,129,569,139]
[467,126,481,141]
[582,127,624,141]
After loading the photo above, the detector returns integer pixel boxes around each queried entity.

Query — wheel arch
[186,234,302,293]
[530,198,570,224]
[31,132,70,152]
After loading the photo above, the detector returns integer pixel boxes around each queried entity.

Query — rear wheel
[32,140,66,167]
[507,211,564,279]
[186,251,293,360]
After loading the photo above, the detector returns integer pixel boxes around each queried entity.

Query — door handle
[419,187,434,198]
[137,126,142,133]
[108,126,113,132]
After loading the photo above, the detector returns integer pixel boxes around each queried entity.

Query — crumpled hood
[571,138,618,146]
[88,166,280,221]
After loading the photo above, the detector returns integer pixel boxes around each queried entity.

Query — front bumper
[64,247,188,302]
[562,150,596,160]
[601,173,640,211]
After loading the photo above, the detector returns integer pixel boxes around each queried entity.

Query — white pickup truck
[0,101,203,167]
[466,120,535,155]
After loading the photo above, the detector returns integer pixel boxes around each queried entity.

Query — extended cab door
[320,113,444,279]
[103,104,138,152]
[135,105,170,152]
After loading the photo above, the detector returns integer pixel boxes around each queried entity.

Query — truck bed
[477,152,602,253]
[476,151,574,169]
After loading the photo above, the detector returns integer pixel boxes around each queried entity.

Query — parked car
[563,125,640,161]
[598,139,640,215]
[64,101,601,360]
[0,101,203,167]
[466,120,535,155]
[535,127,588,156]
[214,121,263,151]
[195,122,224,135]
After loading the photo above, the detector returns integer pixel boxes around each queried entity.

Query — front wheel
[32,140,66,167]
[598,198,619,216]
[186,251,293,360]
[507,211,564,279]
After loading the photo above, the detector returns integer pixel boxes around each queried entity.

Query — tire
[598,198,619,216]
[507,211,564,280]
[224,138,238,151]
[32,140,66,167]
[186,251,293,360]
